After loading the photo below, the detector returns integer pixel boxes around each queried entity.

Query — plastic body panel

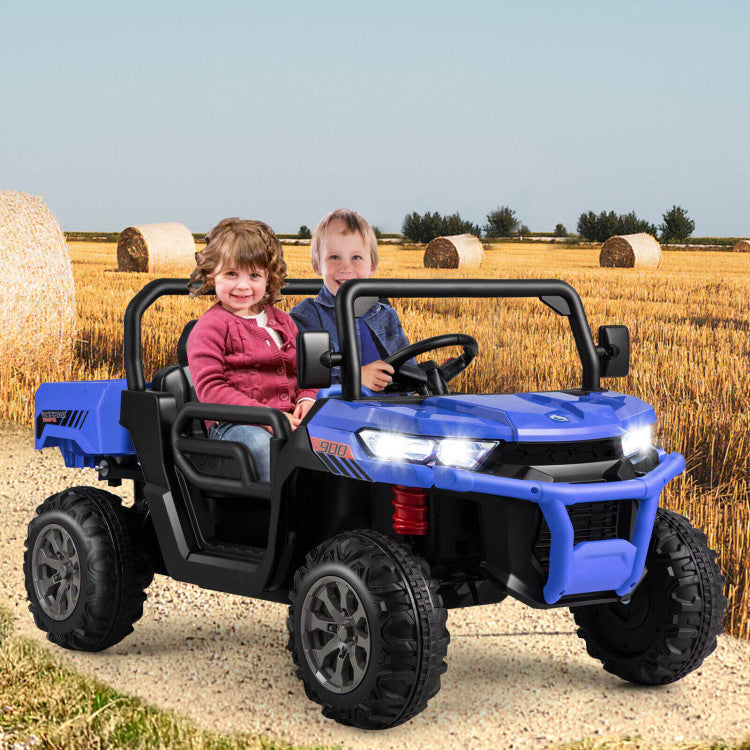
[305,391,681,605]
[435,451,684,602]
[35,379,135,467]
[306,390,657,486]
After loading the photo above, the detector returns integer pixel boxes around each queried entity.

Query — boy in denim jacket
[290,209,411,390]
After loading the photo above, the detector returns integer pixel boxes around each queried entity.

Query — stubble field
[2,241,748,639]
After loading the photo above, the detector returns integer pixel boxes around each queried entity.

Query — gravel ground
[2,422,749,750]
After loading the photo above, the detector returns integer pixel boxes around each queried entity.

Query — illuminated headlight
[358,429,498,471]
[358,430,434,463]
[435,438,496,470]
[621,425,654,457]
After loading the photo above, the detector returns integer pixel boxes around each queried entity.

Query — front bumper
[433,450,685,604]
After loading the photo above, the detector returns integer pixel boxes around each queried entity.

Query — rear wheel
[572,508,727,684]
[24,486,153,652]
[287,530,449,729]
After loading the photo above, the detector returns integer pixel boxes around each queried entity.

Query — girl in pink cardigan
[187,218,317,481]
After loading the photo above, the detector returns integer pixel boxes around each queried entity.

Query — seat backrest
[177,319,197,368]
[152,319,199,421]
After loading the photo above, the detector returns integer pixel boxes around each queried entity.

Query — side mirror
[597,325,630,378]
[297,332,337,389]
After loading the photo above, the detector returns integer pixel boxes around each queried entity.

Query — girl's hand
[284,411,300,431]
[293,399,315,422]
[361,361,394,391]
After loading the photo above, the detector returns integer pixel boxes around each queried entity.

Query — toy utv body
[28,277,727,729]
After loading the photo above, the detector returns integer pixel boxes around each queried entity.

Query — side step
[144,483,275,597]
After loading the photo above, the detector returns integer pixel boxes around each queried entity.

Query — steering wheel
[382,334,478,395]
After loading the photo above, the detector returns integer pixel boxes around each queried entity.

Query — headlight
[358,430,434,463]
[435,438,496,470]
[358,429,498,471]
[621,425,654,457]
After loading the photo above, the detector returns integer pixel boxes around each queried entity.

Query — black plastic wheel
[287,530,449,729]
[572,507,727,684]
[24,486,153,652]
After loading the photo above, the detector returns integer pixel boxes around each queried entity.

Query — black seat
[154,319,266,488]
[152,319,199,414]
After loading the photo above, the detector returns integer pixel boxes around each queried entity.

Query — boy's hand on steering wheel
[361,360,395,391]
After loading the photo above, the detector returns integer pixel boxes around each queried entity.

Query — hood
[421,391,656,442]
[311,390,657,443]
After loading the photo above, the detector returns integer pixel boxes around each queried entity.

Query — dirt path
[1,423,748,749]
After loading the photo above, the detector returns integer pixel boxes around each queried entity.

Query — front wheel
[287,530,449,729]
[572,508,727,684]
[24,486,152,652]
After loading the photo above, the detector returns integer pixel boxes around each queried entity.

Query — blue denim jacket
[290,285,412,385]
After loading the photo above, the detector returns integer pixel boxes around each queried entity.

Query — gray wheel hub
[31,523,81,621]
[300,574,371,694]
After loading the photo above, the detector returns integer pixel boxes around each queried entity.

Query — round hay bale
[732,240,750,253]
[0,190,76,370]
[117,222,196,272]
[424,234,483,269]
[599,233,661,268]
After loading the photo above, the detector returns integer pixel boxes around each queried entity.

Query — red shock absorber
[392,485,428,535]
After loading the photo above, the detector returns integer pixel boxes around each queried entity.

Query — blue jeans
[208,422,272,482]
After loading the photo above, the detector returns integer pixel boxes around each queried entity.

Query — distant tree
[441,212,481,237]
[402,211,479,243]
[577,211,599,241]
[518,224,530,236]
[577,210,656,242]
[599,211,621,241]
[401,212,422,242]
[372,225,383,239]
[298,225,311,239]
[402,211,441,243]
[554,223,568,237]
[421,211,444,242]
[577,211,611,242]
[618,210,657,236]
[484,206,520,237]
[659,205,695,243]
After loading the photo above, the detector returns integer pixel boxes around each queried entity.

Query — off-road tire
[287,530,449,729]
[24,486,152,652]
[572,507,727,684]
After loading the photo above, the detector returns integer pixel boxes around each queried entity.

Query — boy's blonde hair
[310,208,378,273]
[189,218,287,304]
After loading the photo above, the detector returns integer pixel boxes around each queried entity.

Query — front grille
[532,500,632,574]
[485,437,621,471]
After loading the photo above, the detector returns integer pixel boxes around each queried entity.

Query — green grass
[0,607,334,750]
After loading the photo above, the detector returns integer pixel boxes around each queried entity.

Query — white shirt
[241,308,315,404]
[241,308,283,348]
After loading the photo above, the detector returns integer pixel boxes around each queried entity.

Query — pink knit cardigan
[186,303,318,412]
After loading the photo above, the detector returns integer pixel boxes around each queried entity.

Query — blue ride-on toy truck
[28,277,727,729]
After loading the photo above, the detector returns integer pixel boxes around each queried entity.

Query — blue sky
[1,1,748,235]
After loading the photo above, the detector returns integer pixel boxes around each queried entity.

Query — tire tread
[573,508,727,684]
[24,486,152,652]
[287,530,449,729]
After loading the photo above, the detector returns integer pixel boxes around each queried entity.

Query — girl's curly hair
[189,218,287,305]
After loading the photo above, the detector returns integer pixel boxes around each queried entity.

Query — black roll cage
[124,277,601,398]
[334,278,602,399]
[123,278,323,392]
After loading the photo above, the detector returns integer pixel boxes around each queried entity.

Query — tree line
[401,206,530,243]
[295,204,697,244]
[576,205,695,243]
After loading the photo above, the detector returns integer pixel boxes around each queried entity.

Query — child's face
[213,263,268,316]
[317,220,374,296]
